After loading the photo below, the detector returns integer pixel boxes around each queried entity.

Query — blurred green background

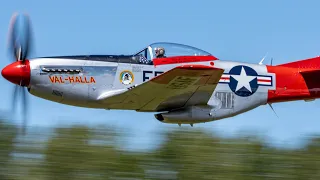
[1,114,320,180]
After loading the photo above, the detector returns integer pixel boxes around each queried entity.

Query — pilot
[155,47,166,58]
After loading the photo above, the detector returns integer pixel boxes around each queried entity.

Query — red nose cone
[1,60,30,86]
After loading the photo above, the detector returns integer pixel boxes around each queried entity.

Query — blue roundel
[228,65,258,97]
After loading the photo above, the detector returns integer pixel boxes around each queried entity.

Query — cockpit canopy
[39,42,215,65]
[134,42,212,62]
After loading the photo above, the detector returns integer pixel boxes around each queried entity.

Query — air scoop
[2,60,30,86]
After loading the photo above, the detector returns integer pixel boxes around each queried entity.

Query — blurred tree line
[1,119,320,180]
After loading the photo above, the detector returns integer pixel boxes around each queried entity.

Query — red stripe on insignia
[220,77,230,80]
[258,79,271,82]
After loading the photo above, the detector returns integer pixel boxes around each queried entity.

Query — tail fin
[278,56,320,90]
[277,56,320,70]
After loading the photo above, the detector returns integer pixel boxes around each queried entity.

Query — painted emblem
[219,65,273,97]
[120,70,134,85]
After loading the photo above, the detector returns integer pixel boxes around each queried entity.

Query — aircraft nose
[1,60,30,86]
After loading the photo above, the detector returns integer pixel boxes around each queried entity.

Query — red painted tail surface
[277,56,320,71]
[277,56,320,90]
[267,56,320,103]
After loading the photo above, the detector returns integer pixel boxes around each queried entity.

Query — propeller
[6,12,34,134]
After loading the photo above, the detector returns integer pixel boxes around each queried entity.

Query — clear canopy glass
[134,42,212,61]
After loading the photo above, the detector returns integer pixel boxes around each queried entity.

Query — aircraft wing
[100,65,224,112]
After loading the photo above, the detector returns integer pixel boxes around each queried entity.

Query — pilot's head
[155,47,165,58]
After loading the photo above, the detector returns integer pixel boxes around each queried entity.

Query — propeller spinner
[1,13,33,134]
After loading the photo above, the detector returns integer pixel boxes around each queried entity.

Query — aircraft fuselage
[27,56,275,122]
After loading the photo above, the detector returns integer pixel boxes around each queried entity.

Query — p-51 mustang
[2,13,320,132]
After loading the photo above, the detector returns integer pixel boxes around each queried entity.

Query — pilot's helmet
[155,47,165,57]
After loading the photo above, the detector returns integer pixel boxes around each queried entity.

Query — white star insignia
[231,67,256,93]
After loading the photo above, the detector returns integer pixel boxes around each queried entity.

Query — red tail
[277,56,320,71]
[267,56,320,103]
[277,56,320,89]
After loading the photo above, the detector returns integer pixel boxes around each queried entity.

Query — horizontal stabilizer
[299,69,320,90]
[300,69,320,75]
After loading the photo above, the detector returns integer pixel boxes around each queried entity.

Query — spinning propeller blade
[4,12,34,134]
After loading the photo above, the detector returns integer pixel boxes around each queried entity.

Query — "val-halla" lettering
[49,76,96,84]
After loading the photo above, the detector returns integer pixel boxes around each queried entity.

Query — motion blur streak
[0,114,320,179]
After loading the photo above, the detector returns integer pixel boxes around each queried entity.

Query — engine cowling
[154,106,214,124]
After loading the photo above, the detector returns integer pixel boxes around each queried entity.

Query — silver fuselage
[28,57,276,123]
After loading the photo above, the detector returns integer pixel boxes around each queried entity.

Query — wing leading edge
[100,65,224,112]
